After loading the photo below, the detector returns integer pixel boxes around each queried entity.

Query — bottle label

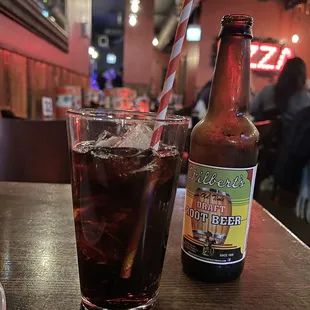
[182,160,257,265]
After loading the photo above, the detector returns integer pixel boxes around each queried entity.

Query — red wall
[124,0,154,85]
[184,41,200,106]
[150,41,201,106]
[151,49,170,96]
[0,0,91,75]
[197,0,310,90]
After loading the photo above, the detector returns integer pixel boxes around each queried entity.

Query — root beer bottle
[181,15,259,282]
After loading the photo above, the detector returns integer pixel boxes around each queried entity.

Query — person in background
[306,79,310,95]
[193,78,255,121]
[112,67,124,88]
[249,70,257,101]
[249,57,310,128]
[104,69,116,89]
[96,71,106,91]
[251,58,310,198]
[193,79,212,120]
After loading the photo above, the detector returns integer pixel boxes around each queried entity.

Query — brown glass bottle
[181,15,259,282]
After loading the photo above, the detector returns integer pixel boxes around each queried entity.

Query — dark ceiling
[92,0,175,34]
[91,0,303,48]
[92,0,124,29]
[91,0,303,35]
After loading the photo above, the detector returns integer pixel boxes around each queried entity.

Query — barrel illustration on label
[191,188,232,245]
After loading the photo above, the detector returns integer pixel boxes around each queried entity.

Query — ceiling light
[152,37,159,47]
[186,25,201,42]
[106,53,117,64]
[292,34,299,44]
[131,3,139,13]
[88,46,95,55]
[92,51,99,59]
[117,13,123,25]
[129,14,137,27]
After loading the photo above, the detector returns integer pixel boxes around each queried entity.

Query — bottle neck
[207,36,251,118]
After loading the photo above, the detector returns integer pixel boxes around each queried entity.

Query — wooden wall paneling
[34,61,47,118]
[71,72,76,85]
[62,69,68,85]
[27,59,37,119]
[62,70,68,87]
[83,76,89,89]
[31,60,40,119]
[41,62,48,118]
[29,60,40,119]
[62,69,66,85]
[45,64,56,118]
[80,76,84,89]
[67,72,72,85]
[10,53,27,118]
[53,67,62,117]
[0,49,5,111]
[58,67,65,88]
[53,67,61,89]
[69,71,74,85]
[2,50,12,112]
[71,74,77,86]
[68,71,73,85]
[46,64,55,99]
[33,60,43,118]
[79,76,84,88]
[27,59,33,118]
[77,76,82,86]
[65,69,70,86]
[0,47,90,119]
[26,59,32,118]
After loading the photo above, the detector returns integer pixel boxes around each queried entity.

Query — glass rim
[67,109,190,124]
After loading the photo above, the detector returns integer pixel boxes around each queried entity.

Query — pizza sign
[250,42,294,72]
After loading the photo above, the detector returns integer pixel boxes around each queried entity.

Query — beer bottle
[181,15,259,282]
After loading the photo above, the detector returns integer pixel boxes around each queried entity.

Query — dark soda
[71,141,181,309]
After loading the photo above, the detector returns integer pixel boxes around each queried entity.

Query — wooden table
[0,183,310,310]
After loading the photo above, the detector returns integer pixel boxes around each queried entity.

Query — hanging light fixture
[152,37,159,46]
[131,0,140,13]
[129,0,140,26]
[292,34,300,43]
[129,14,137,27]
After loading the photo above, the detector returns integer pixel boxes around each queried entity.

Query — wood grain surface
[0,47,89,119]
[0,183,309,310]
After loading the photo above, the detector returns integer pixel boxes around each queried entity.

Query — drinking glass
[67,109,189,310]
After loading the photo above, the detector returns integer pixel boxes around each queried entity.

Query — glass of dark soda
[67,110,189,310]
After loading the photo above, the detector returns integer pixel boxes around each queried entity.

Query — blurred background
[1,0,310,244]
[1,0,310,118]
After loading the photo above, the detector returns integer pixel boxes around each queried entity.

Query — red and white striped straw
[150,0,196,150]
